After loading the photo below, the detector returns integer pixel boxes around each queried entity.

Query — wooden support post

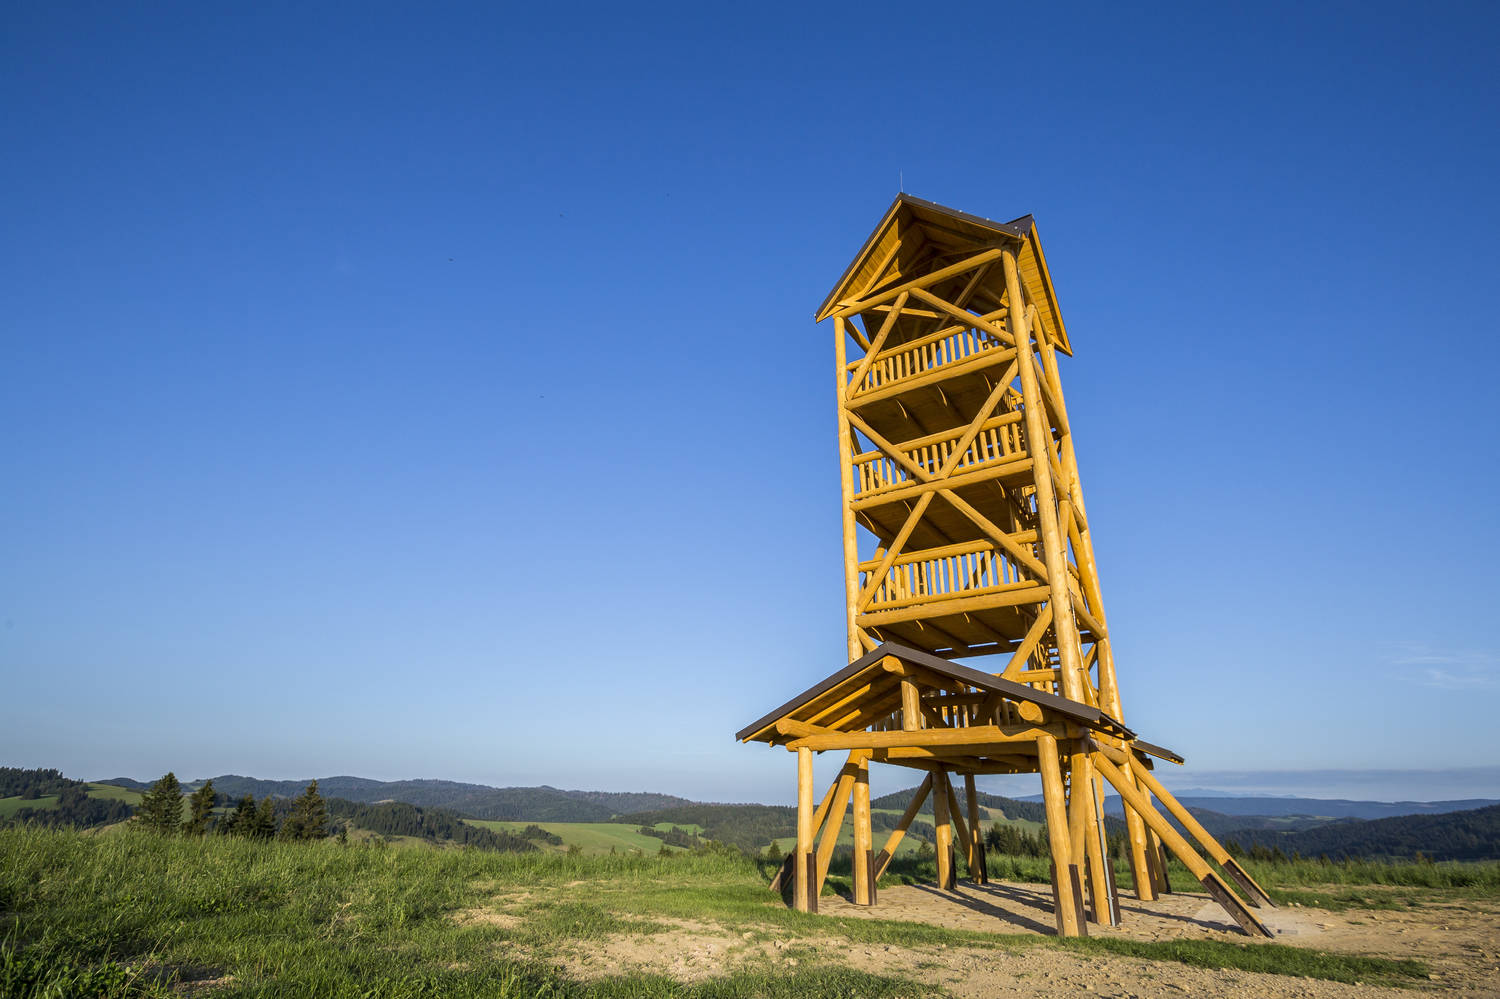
[1091,754,1270,937]
[1093,770,1122,925]
[1065,759,1095,923]
[900,677,921,732]
[933,769,955,891]
[1070,750,1112,925]
[815,757,857,895]
[942,774,974,878]
[873,774,931,879]
[1038,733,1084,937]
[834,317,864,663]
[795,747,815,913]
[1003,249,1088,705]
[1034,330,1153,899]
[771,764,849,894]
[1129,757,1275,908]
[853,755,874,905]
[964,773,987,885]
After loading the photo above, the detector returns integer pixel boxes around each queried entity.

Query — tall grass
[0,828,919,998]
[0,828,1450,996]
[836,843,1500,894]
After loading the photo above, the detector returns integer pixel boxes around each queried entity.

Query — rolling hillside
[178,776,691,821]
[1222,804,1500,862]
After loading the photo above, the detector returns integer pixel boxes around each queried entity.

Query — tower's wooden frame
[739,196,1275,938]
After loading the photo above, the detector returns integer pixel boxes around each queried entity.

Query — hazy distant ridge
[118,775,695,822]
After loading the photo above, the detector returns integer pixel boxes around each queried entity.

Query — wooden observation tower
[738,195,1275,938]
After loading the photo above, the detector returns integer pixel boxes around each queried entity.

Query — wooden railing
[860,539,1037,613]
[849,324,1009,396]
[852,413,1026,497]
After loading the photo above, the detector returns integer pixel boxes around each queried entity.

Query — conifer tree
[221,794,256,836]
[279,780,327,841]
[134,772,183,835]
[250,796,278,839]
[183,779,216,836]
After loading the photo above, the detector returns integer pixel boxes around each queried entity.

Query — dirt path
[816,880,1500,996]
[543,880,1500,997]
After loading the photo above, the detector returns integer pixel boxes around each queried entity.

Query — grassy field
[462,820,685,855]
[0,783,143,819]
[0,826,1455,997]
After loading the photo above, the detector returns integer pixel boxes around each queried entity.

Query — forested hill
[872,785,1048,824]
[615,804,796,853]
[1098,795,1500,821]
[1224,803,1500,862]
[162,776,692,822]
[321,798,535,852]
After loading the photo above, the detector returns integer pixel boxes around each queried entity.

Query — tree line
[1221,804,1500,863]
[134,773,332,841]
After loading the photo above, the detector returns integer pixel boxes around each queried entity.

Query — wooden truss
[738,196,1275,937]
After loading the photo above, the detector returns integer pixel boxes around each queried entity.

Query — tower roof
[815,194,1071,354]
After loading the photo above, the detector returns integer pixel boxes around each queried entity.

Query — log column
[853,756,874,905]
[1038,734,1084,936]
[1036,330,1153,899]
[933,769,955,891]
[795,747,815,912]
[834,317,865,662]
[964,773,988,884]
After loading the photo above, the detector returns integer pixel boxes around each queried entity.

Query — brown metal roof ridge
[735,642,1135,743]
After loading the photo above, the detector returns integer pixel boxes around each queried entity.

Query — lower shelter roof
[736,642,1138,745]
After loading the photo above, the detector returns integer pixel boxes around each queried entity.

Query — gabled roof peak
[815,194,1069,354]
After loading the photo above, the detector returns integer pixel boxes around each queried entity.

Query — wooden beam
[835,318,865,662]
[873,774,931,879]
[909,286,1015,346]
[787,723,1059,752]
[1000,605,1054,679]
[1091,754,1271,937]
[938,489,1050,581]
[854,493,935,612]
[815,758,857,894]
[833,248,1007,319]
[851,456,1034,512]
[1004,248,1088,705]
[941,773,974,877]
[1116,747,1275,909]
[846,292,908,400]
[856,583,1049,628]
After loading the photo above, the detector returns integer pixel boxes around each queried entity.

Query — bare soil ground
[511,881,1500,997]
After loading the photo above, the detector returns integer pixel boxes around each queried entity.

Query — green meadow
[463,820,685,855]
[0,826,1458,998]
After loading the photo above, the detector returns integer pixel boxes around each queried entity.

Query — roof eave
[813,194,1031,323]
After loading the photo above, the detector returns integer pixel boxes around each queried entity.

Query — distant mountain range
[81,773,1500,861]
[98,776,692,822]
[1015,793,1500,821]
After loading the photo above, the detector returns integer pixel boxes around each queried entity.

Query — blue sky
[3,3,1497,804]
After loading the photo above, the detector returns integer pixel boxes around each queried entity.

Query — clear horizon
[41,763,1500,808]
[3,4,1498,805]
